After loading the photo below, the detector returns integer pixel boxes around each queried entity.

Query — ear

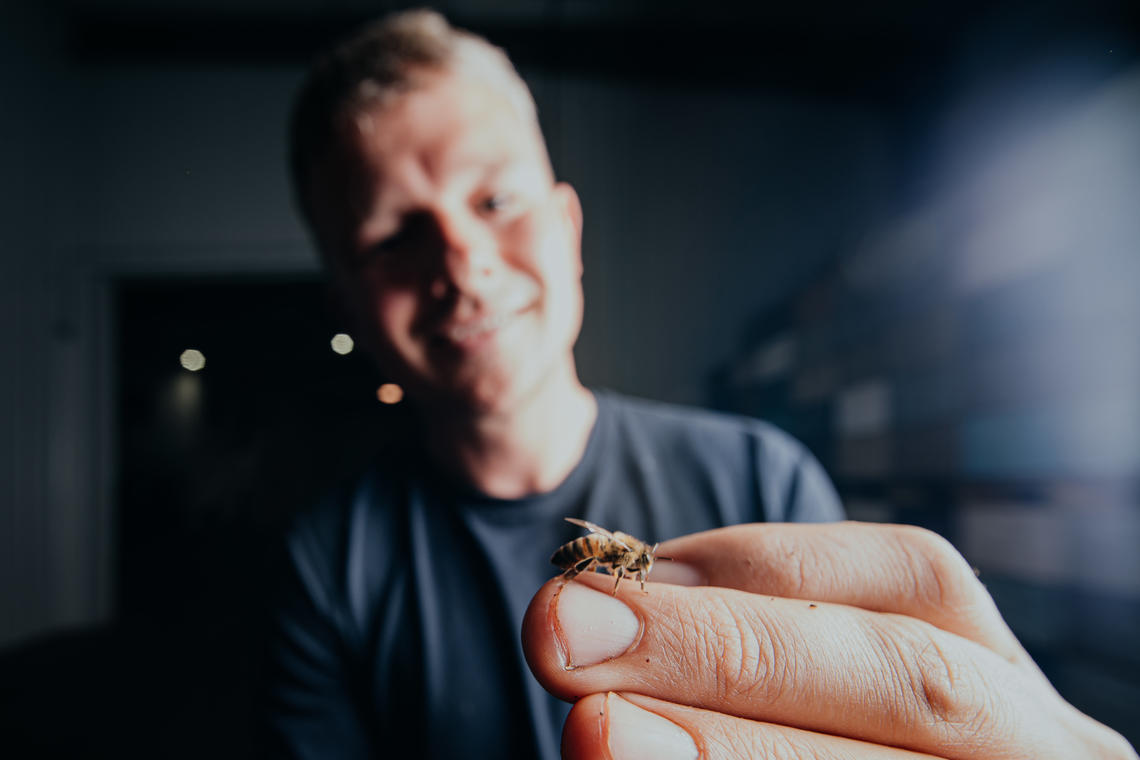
[554,182,584,273]
[556,182,583,234]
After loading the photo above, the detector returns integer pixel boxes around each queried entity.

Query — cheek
[372,289,417,339]
[348,274,417,347]
[540,229,584,324]
[504,210,580,298]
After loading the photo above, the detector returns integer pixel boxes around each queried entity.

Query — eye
[478,192,515,215]
[356,228,407,264]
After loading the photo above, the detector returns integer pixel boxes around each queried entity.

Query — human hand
[522,522,1137,759]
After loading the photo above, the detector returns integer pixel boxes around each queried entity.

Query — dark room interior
[2,0,1139,755]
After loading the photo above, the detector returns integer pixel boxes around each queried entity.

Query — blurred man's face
[307,69,584,415]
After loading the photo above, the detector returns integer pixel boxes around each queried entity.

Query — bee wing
[564,517,632,549]
[565,517,613,537]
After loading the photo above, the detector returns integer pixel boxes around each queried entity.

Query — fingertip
[561,693,611,760]
[646,560,705,587]
[521,576,574,696]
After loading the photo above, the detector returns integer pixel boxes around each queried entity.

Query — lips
[435,303,535,349]
[446,310,518,343]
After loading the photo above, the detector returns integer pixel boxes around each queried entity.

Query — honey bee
[551,517,665,594]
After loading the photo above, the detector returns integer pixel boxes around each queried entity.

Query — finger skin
[522,571,1124,760]
[561,693,608,760]
[658,522,1028,666]
[563,692,949,760]
[529,523,1139,760]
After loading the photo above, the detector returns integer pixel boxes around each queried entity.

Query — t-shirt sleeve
[263,520,373,759]
[752,422,845,523]
[784,445,845,523]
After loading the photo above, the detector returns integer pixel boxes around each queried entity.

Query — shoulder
[602,390,807,457]
[599,390,843,523]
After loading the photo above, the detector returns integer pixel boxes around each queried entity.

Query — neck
[420,366,597,500]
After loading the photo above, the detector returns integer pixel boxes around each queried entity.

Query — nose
[427,206,501,300]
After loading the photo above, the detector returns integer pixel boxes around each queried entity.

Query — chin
[409,333,573,416]
[403,369,510,416]
[462,373,528,416]
[449,356,556,417]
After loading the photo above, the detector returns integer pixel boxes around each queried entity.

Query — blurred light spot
[835,379,892,436]
[835,433,892,477]
[172,373,201,413]
[961,396,1140,479]
[957,500,1073,586]
[729,333,797,386]
[791,364,839,404]
[331,333,354,355]
[376,383,404,404]
[166,373,203,447]
[179,349,206,372]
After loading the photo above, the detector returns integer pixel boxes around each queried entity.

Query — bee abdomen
[551,536,593,568]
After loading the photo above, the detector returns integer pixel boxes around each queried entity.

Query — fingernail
[647,560,704,587]
[607,693,698,760]
[554,582,640,669]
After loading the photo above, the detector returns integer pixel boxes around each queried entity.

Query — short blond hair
[289,9,538,221]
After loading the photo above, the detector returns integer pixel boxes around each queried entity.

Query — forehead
[335,70,546,180]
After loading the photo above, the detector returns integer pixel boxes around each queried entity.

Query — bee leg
[638,570,647,593]
[562,557,595,583]
[611,567,625,595]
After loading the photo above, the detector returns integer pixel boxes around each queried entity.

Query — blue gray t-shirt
[266,391,843,759]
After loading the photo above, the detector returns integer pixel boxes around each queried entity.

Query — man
[269,10,1136,760]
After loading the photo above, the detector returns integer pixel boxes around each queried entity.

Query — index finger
[522,573,1067,759]
[653,521,1028,666]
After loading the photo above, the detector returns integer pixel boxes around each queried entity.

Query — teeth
[448,311,514,342]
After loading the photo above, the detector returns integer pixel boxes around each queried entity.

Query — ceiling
[59,0,1139,104]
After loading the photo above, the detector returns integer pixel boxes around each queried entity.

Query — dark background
[2,0,1139,755]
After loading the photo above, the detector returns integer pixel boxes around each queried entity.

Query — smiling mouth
[441,308,527,346]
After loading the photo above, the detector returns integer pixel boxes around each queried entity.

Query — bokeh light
[179,349,206,372]
[376,383,404,404]
[330,333,354,355]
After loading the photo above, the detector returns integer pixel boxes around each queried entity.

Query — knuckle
[767,531,813,596]
[914,639,974,727]
[870,616,1004,747]
[892,525,979,616]
[695,594,786,704]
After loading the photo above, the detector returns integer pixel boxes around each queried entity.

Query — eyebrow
[437,153,517,182]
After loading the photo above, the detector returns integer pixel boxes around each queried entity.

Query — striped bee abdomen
[550,536,600,569]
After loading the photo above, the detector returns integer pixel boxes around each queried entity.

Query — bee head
[642,542,659,573]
